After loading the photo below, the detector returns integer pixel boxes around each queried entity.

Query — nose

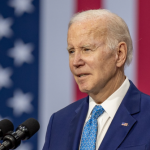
[72,51,85,68]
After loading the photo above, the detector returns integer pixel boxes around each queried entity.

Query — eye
[81,46,91,52]
[83,48,91,52]
[84,48,90,51]
[68,49,75,54]
[69,50,74,54]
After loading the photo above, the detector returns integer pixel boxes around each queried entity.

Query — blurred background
[0,0,150,149]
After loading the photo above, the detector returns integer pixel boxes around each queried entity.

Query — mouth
[77,74,89,78]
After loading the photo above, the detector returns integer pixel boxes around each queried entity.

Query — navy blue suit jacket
[42,81,150,150]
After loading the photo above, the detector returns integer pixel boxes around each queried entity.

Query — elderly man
[43,9,150,150]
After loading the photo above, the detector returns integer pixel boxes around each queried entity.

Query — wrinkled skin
[67,19,127,103]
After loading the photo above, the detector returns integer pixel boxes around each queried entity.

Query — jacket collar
[123,80,141,114]
[68,81,141,150]
[68,96,89,150]
[99,80,141,150]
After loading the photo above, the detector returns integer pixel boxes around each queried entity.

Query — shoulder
[54,96,88,117]
[129,80,150,102]
[140,91,150,107]
[141,92,150,100]
[133,86,150,116]
[45,96,89,140]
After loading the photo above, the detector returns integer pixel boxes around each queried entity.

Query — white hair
[68,9,133,66]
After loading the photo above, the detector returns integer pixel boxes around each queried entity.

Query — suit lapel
[99,104,136,150]
[99,81,141,150]
[68,96,89,150]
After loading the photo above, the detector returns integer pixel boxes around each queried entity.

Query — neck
[89,69,125,104]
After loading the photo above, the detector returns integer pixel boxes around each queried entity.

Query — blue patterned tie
[80,105,104,150]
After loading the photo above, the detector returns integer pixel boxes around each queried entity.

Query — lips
[76,73,89,77]
[79,75,85,77]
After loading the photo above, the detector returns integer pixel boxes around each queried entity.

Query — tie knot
[91,105,104,119]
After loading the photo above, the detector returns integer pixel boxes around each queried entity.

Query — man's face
[67,20,118,95]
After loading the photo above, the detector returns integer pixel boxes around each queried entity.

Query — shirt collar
[87,77,130,120]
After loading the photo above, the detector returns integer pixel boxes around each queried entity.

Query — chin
[79,89,88,93]
[78,85,91,93]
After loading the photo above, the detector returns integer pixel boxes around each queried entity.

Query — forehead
[67,19,107,43]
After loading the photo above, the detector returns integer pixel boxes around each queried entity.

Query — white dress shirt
[79,78,130,150]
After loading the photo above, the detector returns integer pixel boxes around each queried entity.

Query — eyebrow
[67,45,93,51]
[81,45,91,48]
[67,47,73,51]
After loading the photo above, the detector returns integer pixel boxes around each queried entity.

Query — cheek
[103,57,117,77]
[69,58,71,66]
[95,53,116,76]
[69,59,73,72]
[69,64,72,72]
[85,55,99,70]
[92,55,104,71]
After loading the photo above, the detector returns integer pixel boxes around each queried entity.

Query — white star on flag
[15,143,33,150]
[7,89,34,117]
[8,39,34,66]
[0,15,13,40]
[0,65,12,89]
[8,0,34,16]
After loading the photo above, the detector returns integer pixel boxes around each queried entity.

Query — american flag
[0,0,39,149]
[0,0,150,150]
[121,122,129,127]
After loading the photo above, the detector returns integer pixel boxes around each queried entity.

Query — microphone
[0,118,40,150]
[0,119,14,140]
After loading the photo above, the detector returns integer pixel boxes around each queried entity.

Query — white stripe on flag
[103,0,138,85]
[38,0,74,149]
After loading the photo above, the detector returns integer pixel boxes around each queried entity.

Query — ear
[116,42,127,67]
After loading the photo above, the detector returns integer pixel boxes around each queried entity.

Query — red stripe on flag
[76,0,101,12]
[73,0,102,101]
[137,0,150,95]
